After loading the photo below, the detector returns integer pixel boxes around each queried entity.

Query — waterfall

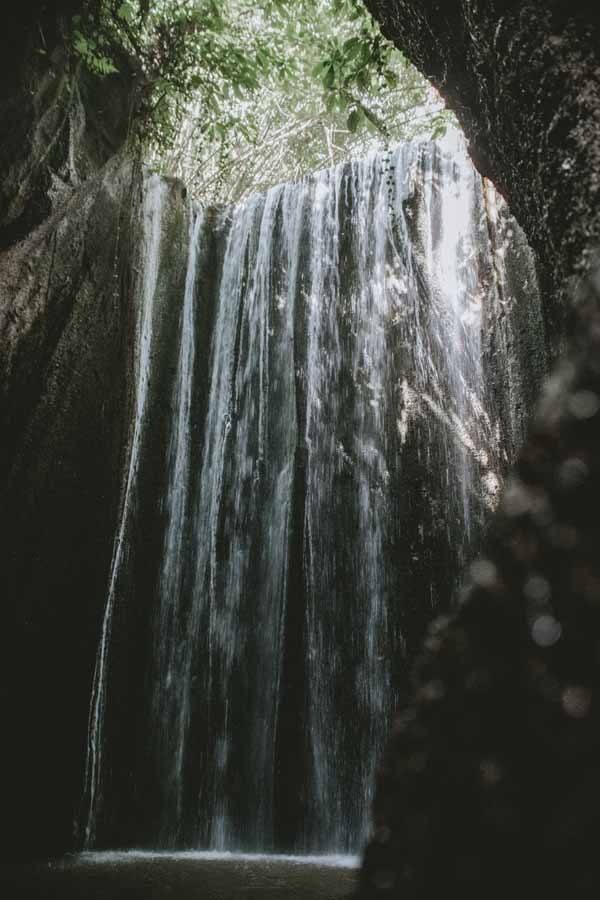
[82,138,542,854]
[152,208,204,842]
[302,155,395,850]
[82,174,168,846]
[184,182,305,849]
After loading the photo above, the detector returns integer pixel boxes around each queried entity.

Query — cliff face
[0,2,137,250]
[0,156,136,860]
[360,267,600,900]
[359,4,600,897]
[0,155,192,861]
[366,1,600,358]
[0,8,161,858]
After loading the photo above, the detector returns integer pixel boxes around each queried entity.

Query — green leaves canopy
[70,0,452,202]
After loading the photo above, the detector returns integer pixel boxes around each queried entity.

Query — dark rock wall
[0,9,137,251]
[0,157,142,862]
[359,3,600,896]
[360,262,600,900]
[0,8,160,860]
[481,185,547,462]
[365,0,600,358]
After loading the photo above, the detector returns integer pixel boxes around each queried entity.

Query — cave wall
[0,156,138,861]
[360,264,600,900]
[0,153,191,861]
[359,3,600,897]
[0,7,176,860]
[2,0,595,873]
[0,2,138,251]
[366,1,600,358]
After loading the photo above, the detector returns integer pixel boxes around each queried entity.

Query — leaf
[117,2,133,22]
[325,91,338,113]
[99,58,119,75]
[383,69,399,89]
[356,68,371,91]
[311,59,329,78]
[347,107,362,132]
[359,41,373,66]
[323,66,336,90]
[70,0,438,201]
[73,34,89,55]
[342,36,361,58]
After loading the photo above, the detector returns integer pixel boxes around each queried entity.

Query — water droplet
[503,479,531,516]
[568,390,600,419]
[524,574,551,603]
[531,614,562,648]
[470,559,498,588]
[558,457,589,490]
[562,685,592,719]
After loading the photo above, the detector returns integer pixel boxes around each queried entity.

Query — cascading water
[151,208,204,841]
[83,173,168,847]
[183,182,306,850]
[82,137,543,855]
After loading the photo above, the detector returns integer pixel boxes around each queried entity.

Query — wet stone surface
[359,263,600,897]
[0,855,357,900]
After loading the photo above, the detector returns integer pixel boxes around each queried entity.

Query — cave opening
[78,137,545,861]
[5,1,599,898]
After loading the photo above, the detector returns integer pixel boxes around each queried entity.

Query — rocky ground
[0,853,358,900]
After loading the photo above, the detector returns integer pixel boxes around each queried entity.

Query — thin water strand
[82,174,168,847]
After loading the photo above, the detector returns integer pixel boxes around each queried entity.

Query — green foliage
[70,0,283,146]
[69,0,454,202]
[71,18,119,74]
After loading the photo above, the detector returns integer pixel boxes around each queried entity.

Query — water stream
[82,138,543,854]
[83,174,168,847]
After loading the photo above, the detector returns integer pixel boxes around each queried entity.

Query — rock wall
[0,8,160,860]
[0,3,137,251]
[359,3,600,896]
[0,155,190,861]
[365,1,600,358]
[360,261,600,900]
